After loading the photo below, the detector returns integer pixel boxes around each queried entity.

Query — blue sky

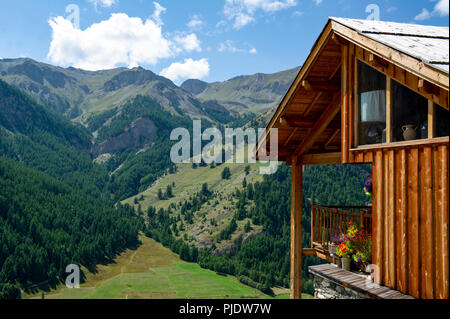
[0,0,448,84]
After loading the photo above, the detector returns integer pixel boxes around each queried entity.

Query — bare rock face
[92,117,157,157]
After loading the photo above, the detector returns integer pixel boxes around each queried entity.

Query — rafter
[324,129,340,149]
[302,91,323,118]
[328,63,342,80]
[302,78,340,91]
[283,128,299,147]
[292,92,341,157]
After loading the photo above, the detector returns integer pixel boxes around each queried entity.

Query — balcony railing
[311,204,372,252]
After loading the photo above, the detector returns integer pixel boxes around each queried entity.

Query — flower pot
[337,257,342,268]
[341,257,352,271]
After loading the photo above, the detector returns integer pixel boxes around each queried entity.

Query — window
[436,104,449,137]
[356,59,448,147]
[391,81,428,142]
[357,61,386,145]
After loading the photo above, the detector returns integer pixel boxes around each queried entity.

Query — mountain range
[0,58,298,160]
[0,57,373,299]
[0,57,299,200]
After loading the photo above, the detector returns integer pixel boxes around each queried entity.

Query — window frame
[353,58,447,150]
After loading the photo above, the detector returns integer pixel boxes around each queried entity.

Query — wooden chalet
[257,18,449,299]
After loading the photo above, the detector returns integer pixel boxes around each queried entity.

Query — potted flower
[330,234,347,267]
[351,230,372,273]
[336,241,353,271]
[364,177,373,206]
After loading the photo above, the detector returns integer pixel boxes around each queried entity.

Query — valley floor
[24,236,295,299]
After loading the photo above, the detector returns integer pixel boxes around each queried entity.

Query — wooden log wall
[350,141,449,299]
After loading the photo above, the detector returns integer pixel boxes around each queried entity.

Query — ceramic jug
[402,124,416,141]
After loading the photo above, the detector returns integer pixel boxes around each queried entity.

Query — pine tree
[166,185,173,198]
[221,167,231,180]
[244,220,252,232]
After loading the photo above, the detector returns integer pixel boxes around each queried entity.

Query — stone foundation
[313,275,370,299]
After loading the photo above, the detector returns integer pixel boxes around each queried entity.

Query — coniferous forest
[144,164,371,295]
[0,62,371,299]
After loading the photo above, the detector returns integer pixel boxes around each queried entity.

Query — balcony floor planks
[309,264,414,299]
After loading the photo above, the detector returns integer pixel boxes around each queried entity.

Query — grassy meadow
[25,236,294,299]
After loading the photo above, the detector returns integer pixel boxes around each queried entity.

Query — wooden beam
[358,56,448,110]
[283,128,298,147]
[428,100,435,138]
[290,157,303,299]
[354,55,360,147]
[292,93,341,157]
[301,152,342,165]
[419,79,441,95]
[280,118,315,128]
[305,78,340,91]
[279,117,288,127]
[286,156,293,166]
[331,33,349,45]
[386,77,392,143]
[303,92,323,118]
[331,20,449,90]
[302,80,312,91]
[341,44,349,163]
[369,53,389,68]
[257,22,334,158]
[329,63,342,81]
[302,248,317,257]
[266,149,292,159]
[325,129,340,149]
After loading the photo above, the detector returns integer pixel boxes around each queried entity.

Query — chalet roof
[256,18,449,163]
[331,18,449,74]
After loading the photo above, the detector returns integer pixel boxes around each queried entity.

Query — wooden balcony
[311,204,372,260]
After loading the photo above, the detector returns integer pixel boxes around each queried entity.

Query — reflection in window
[358,61,386,145]
[391,81,428,142]
[436,104,449,137]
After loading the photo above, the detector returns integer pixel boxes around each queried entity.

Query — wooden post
[341,44,349,163]
[386,77,392,143]
[290,156,303,299]
[428,100,435,138]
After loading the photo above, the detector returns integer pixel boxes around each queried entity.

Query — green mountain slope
[181,67,300,115]
[0,79,108,195]
[0,58,227,122]
[125,160,372,294]
[0,156,142,296]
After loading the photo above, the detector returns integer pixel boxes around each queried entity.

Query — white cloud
[218,40,257,54]
[224,0,297,29]
[415,8,432,21]
[160,58,210,84]
[415,0,449,21]
[387,7,397,14]
[151,2,166,27]
[47,13,173,70]
[187,14,204,29]
[174,33,202,52]
[89,0,117,8]
[47,1,205,71]
[434,0,449,16]
[313,0,323,5]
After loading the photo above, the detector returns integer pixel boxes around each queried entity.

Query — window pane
[436,104,449,137]
[391,81,428,142]
[358,61,386,145]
